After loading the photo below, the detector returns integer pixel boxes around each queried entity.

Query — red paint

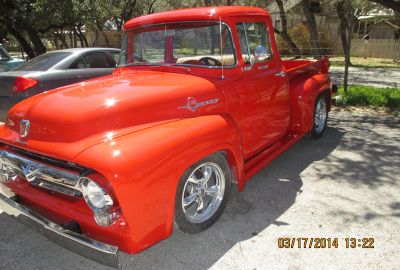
[0,7,333,254]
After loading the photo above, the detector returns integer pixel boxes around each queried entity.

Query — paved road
[329,66,400,88]
[1,111,399,270]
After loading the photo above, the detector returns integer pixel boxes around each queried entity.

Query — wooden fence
[346,39,400,60]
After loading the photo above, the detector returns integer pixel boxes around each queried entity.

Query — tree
[369,0,400,12]
[302,0,321,58]
[0,0,41,57]
[336,0,355,97]
[273,0,302,57]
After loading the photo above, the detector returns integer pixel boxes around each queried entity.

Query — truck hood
[2,70,225,159]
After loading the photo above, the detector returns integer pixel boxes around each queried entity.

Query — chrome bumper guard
[0,183,120,268]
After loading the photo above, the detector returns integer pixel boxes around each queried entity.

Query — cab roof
[124,6,270,30]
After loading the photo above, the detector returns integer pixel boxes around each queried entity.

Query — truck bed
[283,58,329,80]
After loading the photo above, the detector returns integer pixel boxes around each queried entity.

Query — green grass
[336,85,400,110]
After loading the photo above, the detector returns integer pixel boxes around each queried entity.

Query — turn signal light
[12,76,38,92]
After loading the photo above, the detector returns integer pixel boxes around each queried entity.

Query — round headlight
[79,177,113,213]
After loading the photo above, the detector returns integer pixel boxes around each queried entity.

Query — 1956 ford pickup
[0,6,336,268]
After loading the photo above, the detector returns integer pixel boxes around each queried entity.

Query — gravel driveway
[329,66,400,88]
[1,111,399,270]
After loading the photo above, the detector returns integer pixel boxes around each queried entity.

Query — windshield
[14,52,72,71]
[118,22,236,68]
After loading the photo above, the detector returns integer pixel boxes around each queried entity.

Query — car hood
[0,70,225,159]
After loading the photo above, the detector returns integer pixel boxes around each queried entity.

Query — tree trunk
[77,25,89,47]
[73,27,83,47]
[302,0,321,59]
[8,28,36,59]
[26,27,47,55]
[53,36,60,50]
[56,31,69,49]
[69,29,74,48]
[336,0,351,100]
[96,23,111,47]
[148,0,157,14]
[74,26,89,48]
[274,0,301,58]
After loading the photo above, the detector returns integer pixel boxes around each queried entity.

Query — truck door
[236,21,290,159]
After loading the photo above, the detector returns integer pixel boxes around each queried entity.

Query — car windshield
[14,52,72,71]
[118,22,236,68]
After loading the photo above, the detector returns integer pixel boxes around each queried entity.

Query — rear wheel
[311,93,328,139]
[175,153,231,233]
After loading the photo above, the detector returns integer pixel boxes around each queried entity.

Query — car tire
[175,152,231,234]
[310,92,328,139]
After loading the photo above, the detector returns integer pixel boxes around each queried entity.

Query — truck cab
[0,7,334,268]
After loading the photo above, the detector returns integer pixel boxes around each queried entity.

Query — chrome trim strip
[0,183,119,268]
[0,150,81,196]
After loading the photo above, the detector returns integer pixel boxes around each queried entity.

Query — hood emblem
[178,97,219,112]
[20,120,30,138]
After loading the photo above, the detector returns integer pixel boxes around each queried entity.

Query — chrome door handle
[275,71,287,77]
[258,64,269,70]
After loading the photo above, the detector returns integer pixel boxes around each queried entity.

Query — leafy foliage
[337,85,400,110]
[0,0,395,59]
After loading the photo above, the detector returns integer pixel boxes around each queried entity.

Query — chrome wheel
[181,162,225,224]
[314,97,327,134]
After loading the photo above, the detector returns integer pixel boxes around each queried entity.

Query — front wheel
[175,153,231,234]
[311,93,328,139]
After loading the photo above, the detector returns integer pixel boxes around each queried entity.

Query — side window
[236,22,272,64]
[69,52,114,69]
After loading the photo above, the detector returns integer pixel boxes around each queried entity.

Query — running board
[243,132,304,182]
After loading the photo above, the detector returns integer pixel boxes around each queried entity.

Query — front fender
[74,114,243,253]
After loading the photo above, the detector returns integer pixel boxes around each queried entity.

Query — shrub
[276,23,336,57]
[336,85,400,110]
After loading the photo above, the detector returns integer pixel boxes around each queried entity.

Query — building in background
[368,20,400,39]
[354,9,395,39]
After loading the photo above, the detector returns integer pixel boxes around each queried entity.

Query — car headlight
[79,177,113,213]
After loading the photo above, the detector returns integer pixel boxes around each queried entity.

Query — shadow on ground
[116,126,344,270]
[0,120,344,270]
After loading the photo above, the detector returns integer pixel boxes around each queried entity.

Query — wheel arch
[288,73,332,133]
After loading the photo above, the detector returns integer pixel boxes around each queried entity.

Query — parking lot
[1,110,399,270]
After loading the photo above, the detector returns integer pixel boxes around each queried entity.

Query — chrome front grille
[0,150,82,196]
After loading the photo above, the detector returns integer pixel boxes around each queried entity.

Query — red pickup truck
[0,6,335,268]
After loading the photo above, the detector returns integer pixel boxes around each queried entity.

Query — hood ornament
[178,97,219,112]
[20,120,30,138]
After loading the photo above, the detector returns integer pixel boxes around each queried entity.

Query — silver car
[0,47,120,120]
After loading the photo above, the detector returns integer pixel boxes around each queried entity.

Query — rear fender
[74,114,243,253]
[289,73,331,133]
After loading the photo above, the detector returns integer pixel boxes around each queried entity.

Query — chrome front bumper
[0,183,120,268]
